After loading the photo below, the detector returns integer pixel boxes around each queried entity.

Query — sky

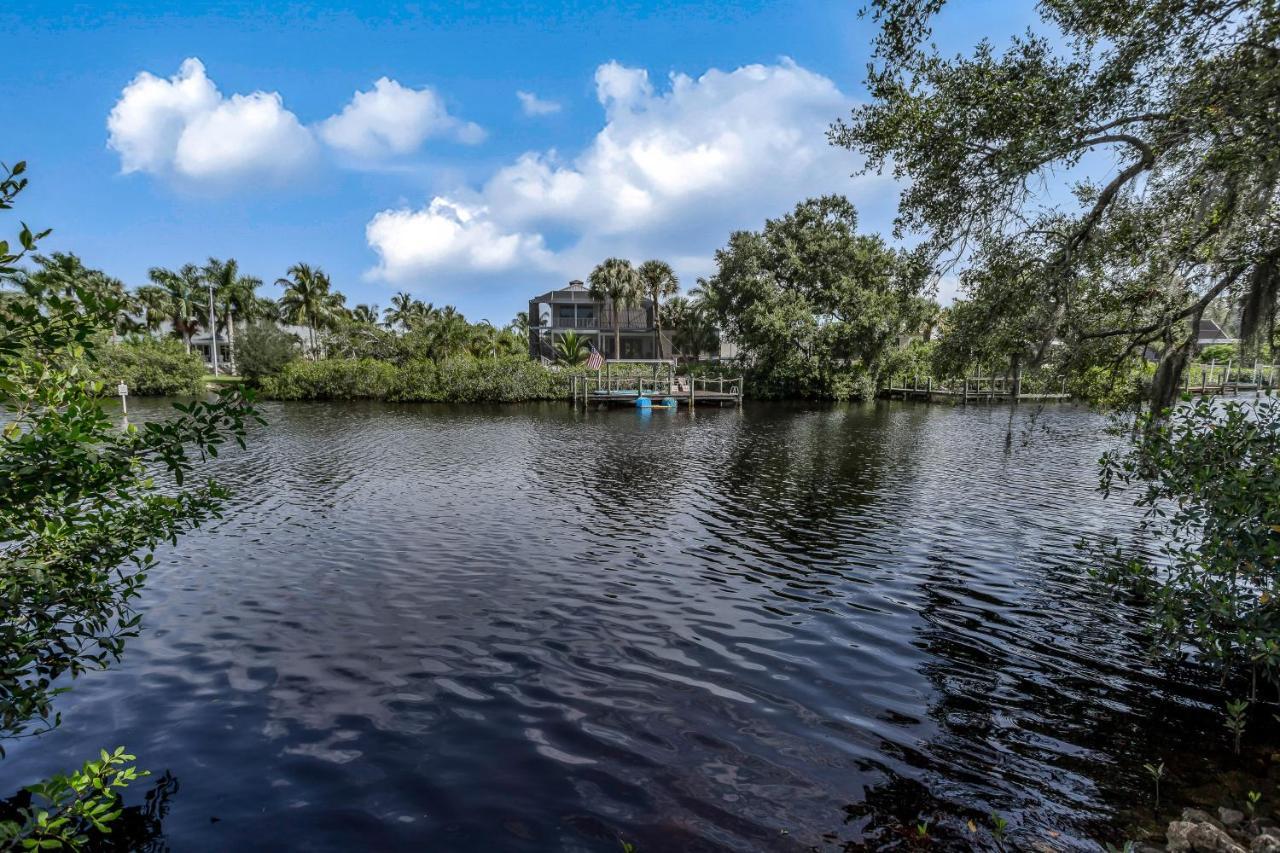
[3,0,1041,324]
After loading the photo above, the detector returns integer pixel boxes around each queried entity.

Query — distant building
[1197,318,1236,346]
[153,320,314,371]
[528,280,662,361]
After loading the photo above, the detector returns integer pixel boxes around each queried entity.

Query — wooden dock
[881,374,1070,404]
[881,359,1280,404]
[572,373,744,409]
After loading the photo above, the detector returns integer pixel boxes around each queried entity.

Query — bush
[237,321,299,383]
[261,358,397,400]
[84,336,205,396]
[1097,396,1280,696]
[1069,360,1155,409]
[432,356,562,402]
[260,356,567,403]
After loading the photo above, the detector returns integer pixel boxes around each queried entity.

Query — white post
[117,381,129,416]
[207,285,219,376]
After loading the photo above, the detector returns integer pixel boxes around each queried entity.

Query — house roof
[529,279,654,308]
[1197,318,1236,345]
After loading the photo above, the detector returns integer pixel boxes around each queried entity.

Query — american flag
[585,341,604,370]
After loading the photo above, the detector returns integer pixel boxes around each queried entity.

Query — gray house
[528,280,661,361]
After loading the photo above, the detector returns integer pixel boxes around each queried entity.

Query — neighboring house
[1197,318,1236,347]
[149,320,315,370]
[528,280,663,361]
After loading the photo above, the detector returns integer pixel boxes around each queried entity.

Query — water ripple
[0,399,1231,851]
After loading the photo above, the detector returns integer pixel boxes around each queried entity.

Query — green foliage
[1067,360,1154,410]
[554,331,589,367]
[1198,344,1237,364]
[275,262,342,356]
[835,0,1280,413]
[588,257,644,359]
[81,336,205,397]
[701,195,930,400]
[0,159,262,847]
[1097,397,1280,695]
[1224,699,1249,755]
[661,295,719,363]
[236,321,300,383]
[262,357,397,400]
[0,747,147,850]
[260,356,564,403]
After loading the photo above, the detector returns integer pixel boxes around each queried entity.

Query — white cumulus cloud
[107,58,316,187]
[365,197,553,282]
[365,58,877,288]
[516,90,562,117]
[320,77,485,158]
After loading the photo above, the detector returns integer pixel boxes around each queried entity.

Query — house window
[556,306,575,326]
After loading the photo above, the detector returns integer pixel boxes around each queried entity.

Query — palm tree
[352,303,380,325]
[554,330,590,366]
[468,321,499,359]
[148,265,201,352]
[588,257,642,360]
[429,311,471,359]
[203,257,262,374]
[511,311,530,336]
[495,329,527,358]
[662,296,718,365]
[275,263,333,358]
[384,292,418,331]
[638,259,679,360]
[134,285,169,334]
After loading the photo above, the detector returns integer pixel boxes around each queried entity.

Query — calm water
[0,400,1241,850]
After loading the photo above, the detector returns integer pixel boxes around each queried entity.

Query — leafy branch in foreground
[834,0,1280,413]
[1,158,263,848]
[1095,396,1280,696]
[0,748,147,850]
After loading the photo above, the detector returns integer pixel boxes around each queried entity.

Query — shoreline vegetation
[4,0,1280,847]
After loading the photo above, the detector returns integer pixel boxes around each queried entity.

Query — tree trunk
[1004,353,1022,451]
[227,313,236,375]
[308,322,316,360]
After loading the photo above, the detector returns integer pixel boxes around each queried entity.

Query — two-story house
[528,280,662,361]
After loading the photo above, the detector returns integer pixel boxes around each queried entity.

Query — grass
[203,373,243,386]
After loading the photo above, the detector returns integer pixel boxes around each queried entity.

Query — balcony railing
[548,308,651,330]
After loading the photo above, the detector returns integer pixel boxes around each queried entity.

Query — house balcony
[548,309,652,331]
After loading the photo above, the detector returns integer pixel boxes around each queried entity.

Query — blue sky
[4,1,1039,323]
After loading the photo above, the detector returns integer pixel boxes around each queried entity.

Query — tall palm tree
[588,257,642,360]
[384,291,418,331]
[148,265,200,352]
[429,311,471,359]
[203,257,262,374]
[134,285,169,334]
[511,311,530,336]
[352,303,380,325]
[467,321,498,359]
[275,262,333,358]
[638,259,679,360]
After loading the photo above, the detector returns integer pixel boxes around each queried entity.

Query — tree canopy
[700,195,931,399]
[831,0,1280,411]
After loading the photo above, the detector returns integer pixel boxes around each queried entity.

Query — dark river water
[0,399,1248,850]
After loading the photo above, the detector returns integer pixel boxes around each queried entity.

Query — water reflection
[0,399,1253,850]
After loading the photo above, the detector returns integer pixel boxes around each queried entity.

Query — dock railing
[569,369,744,408]
[882,360,1280,404]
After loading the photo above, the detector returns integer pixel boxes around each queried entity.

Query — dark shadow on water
[0,770,179,852]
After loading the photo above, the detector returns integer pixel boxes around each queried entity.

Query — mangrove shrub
[83,335,206,396]
[0,160,262,848]
[1098,397,1280,696]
